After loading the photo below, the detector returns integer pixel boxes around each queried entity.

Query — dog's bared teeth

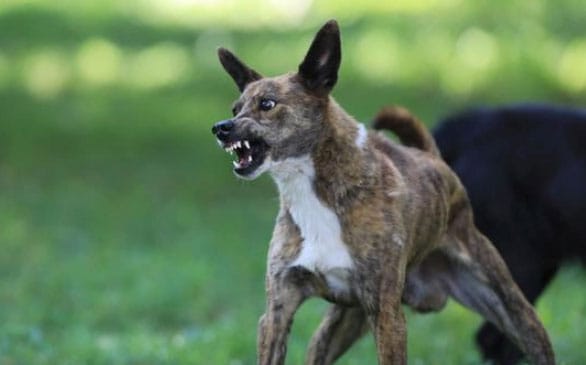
[232,161,239,168]
[248,155,252,163]
[244,140,250,149]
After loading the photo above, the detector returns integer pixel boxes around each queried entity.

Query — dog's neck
[270,154,317,208]
[270,99,375,211]
[313,101,376,206]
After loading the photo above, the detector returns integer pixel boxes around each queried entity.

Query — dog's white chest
[271,156,354,294]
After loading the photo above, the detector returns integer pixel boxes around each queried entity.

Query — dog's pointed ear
[297,20,341,94]
[218,47,262,92]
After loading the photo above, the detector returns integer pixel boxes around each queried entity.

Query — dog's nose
[212,119,235,139]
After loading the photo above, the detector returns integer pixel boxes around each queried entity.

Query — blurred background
[1,0,585,364]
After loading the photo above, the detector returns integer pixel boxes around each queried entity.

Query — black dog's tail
[372,106,440,156]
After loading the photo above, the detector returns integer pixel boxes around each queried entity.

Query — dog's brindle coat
[212,20,555,365]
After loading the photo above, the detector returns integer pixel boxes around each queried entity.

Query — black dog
[433,103,586,365]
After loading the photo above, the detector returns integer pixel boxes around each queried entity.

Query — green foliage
[0,1,585,364]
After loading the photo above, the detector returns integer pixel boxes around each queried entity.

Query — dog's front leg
[365,268,407,365]
[370,301,406,365]
[257,270,307,365]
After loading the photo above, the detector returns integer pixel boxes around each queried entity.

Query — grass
[1,1,585,364]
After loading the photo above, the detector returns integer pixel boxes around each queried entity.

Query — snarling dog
[212,21,555,365]
[431,103,586,365]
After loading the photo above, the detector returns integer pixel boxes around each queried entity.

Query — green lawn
[1,1,585,364]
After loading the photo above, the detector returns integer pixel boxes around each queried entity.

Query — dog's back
[434,103,586,364]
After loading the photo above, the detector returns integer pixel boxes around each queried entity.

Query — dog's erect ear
[218,47,262,92]
[297,20,341,94]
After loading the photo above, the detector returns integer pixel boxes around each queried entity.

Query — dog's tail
[372,106,440,156]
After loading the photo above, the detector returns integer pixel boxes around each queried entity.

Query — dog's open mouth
[222,138,269,176]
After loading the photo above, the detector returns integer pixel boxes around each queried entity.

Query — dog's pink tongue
[239,156,249,166]
[238,150,252,166]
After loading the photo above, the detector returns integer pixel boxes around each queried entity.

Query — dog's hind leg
[305,305,368,365]
[476,250,559,365]
[441,204,555,365]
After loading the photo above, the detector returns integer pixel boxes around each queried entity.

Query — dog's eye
[259,98,276,111]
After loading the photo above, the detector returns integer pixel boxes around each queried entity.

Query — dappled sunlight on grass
[23,49,71,99]
[558,39,586,92]
[127,42,190,90]
[314,0,463,18]
[439,27,501,96]
[455,28,499,71]
[139,0,315,29]
[76,38,123,87]
[20,40,192,97]
[351,30,400,84]
[1,0,584,103]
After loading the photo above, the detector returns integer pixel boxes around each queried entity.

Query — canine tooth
[244,141,250,149]
[232,161,239,168]
[237,141,242,148]
[248,155,252,162]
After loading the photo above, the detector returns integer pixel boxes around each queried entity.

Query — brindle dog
[212,20,555,365]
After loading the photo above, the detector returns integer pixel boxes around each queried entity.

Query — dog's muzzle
[212,118,270,178]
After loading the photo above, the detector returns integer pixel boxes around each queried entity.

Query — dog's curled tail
[372,106,440,156]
